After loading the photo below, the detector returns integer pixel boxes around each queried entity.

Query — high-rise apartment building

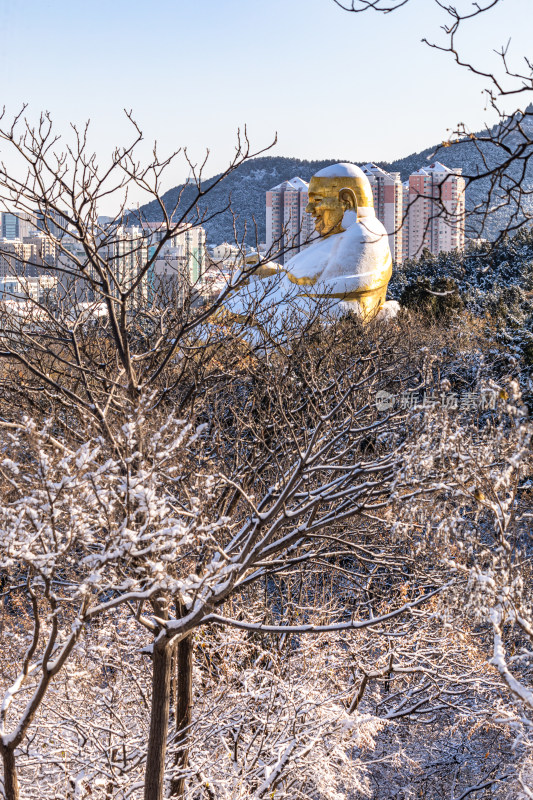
[0,212,48,276]
[104,226,149,303]
[0,242,36,278]
[34,208,69,239]
[401,181,410,263]
[19,214,38,240]
[402,162,465,260]
[0,212,37,240]
[266,177,315,264]
[361,164,403,264]
[2,213,19,240]
[139,222,206,285]
[22,234,57,268]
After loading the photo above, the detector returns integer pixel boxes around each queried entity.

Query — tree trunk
[2,748,20,800]
[144,640,173,800]
[170,634,194,799]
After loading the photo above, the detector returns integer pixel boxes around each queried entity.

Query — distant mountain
[137,108,533,245]
[136,156,359,246]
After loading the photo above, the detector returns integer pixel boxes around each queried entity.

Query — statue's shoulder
[284,235,336,283]
[352,212,388,243]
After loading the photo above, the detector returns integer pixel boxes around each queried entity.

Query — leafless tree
[0,293,458,800]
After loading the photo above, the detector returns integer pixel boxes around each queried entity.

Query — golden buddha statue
[223,162,396,325]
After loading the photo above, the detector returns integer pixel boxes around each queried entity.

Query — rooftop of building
[361,163,402,181]
[412,162,463,176]
[268,176,309,192]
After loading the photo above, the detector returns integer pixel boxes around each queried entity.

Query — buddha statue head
[306,163,375,237]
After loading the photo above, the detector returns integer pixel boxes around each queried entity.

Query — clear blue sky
[0,0,530,211]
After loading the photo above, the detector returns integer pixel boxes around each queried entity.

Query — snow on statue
[223,162,399,326]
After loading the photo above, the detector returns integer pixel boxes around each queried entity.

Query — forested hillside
[391,227,533,390]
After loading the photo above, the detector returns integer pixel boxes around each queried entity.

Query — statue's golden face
[306,178,345,238]
[306,173,374,237]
